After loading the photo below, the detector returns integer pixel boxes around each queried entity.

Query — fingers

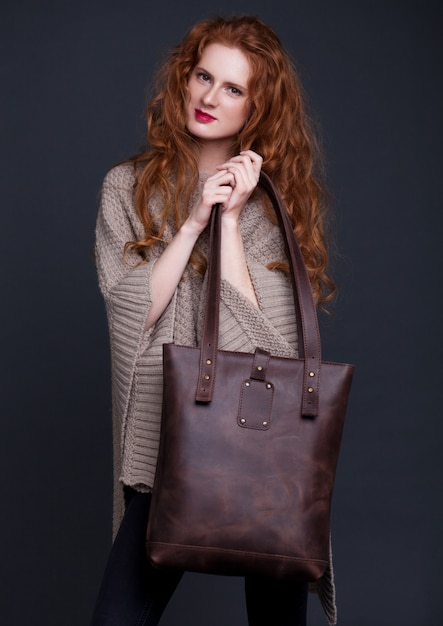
[216,150,263,170]
[215,151,263,188]
[239,150,263,178]
[203,170,234,204]
[197,151,263,223]
[187,170,233,227]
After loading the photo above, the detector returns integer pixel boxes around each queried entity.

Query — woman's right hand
[185,169,235,235]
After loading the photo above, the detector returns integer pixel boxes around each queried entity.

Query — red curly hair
[127,15,335,305]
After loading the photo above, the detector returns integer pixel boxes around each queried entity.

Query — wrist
[221,212,241,231]
[181,217,206,240]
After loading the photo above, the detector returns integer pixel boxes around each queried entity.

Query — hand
[185,169,234,235]
[215,150,263,222]
[185,150,262,234]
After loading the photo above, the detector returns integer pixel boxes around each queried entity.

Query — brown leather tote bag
[146,172,354,582]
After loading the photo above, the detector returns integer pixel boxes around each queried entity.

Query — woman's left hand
[215,150,263,222]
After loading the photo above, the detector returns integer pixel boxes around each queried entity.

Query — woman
[92,15,336,626]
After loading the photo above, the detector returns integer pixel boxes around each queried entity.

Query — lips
[195,109,216,123]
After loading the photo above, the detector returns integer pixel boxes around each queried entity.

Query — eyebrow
[194,65,249,92]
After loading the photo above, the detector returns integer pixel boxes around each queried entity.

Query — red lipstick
[195,109,216,123]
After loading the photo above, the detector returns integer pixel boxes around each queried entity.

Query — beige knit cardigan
[95,162,337,625]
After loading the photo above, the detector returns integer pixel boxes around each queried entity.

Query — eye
[197,71,211,82]
[227,86,243,96]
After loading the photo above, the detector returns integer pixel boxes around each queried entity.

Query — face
[186,43,251,146]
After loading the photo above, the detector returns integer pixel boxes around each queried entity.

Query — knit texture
[95,162,337,625]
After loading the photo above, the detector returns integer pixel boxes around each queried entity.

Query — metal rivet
[204,374,210,381]
[307,387,314,393]
[263,421,268,427]
[309,371,315,377]
[245,381,250,387]
[240,418,246,425]
[206,359,212,365]
[266,383,272,389]
[257,365,263,371]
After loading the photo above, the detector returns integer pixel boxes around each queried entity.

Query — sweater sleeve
[214,197,298,358]
[96,164,168,532]
[95,165,160,472]
[216,266,298,358]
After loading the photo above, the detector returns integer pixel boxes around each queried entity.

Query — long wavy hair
[126,15,335,305]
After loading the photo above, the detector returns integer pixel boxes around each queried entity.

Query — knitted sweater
[95,162,337,625]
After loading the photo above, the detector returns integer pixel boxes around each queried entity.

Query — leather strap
[195,172,321,417]
[250,347,270,382]
[195,200,221,403]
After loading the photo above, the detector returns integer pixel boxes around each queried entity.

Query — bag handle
[196,171,321,417]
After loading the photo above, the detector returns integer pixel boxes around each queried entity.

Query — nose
[202,85,218,107]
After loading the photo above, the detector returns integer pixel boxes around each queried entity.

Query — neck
[197,139,235,174]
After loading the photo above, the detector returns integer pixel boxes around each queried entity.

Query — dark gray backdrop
[1,1,442,624]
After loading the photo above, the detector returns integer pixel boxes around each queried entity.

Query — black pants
[90,490,308,626]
